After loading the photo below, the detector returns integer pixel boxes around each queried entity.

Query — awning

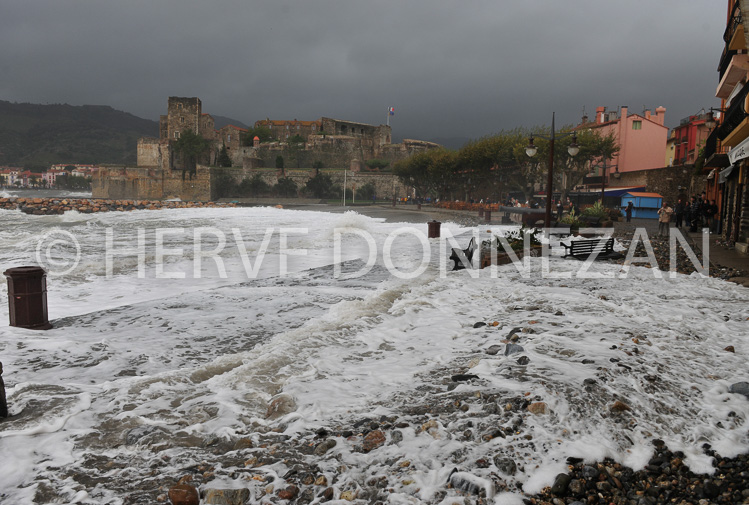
[604,186,646,197]
[728,136,749,164]
[719,164,736,184]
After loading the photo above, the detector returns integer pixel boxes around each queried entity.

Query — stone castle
[94,96,438,201]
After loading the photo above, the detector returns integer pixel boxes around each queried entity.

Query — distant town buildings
[0,164,97,188]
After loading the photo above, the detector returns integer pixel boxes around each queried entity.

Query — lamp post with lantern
[704,108,724,130]
[525,112,579,228]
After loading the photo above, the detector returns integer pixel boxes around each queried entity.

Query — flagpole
[343,169,347,206]
[386,107,390,127]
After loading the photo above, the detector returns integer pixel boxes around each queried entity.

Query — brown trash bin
[3,266,52,330]
[428,220,441,238]
[485,209,492,222]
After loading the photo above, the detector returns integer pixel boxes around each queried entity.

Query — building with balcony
[672,112,712,166]
[706,0,749,252]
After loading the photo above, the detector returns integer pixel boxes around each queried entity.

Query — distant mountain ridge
[0,100,255,169]
[211,115,250,130]
[0,100,159,169]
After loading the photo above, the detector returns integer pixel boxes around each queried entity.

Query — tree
[394,148,458,200]
[274,177,297,197]
[523,127,619,201]
[458,128,539,202]
[357,182,376,201]
[286,136,305,168]
[241,126,274,145]
[364,159,391,171]
[213,173,236,198]
[173,129,211,180]
[56,174,91,190]
[305,172,336,199]
[238,174,270,197]
[217,145,232,167]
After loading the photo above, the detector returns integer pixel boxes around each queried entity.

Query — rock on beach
[0,196,236,215]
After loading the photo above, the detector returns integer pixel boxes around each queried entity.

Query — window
[296,125,300,130]
[180,117,185,124]
[632,120,642,130]
[174,131,180,138]
[312,124,316,131]
[228,135,232,142]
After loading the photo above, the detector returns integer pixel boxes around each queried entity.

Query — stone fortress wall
[96,96,437,201]
[93,166,409,202]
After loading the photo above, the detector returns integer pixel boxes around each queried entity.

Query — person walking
[689,196,701,232]
[657,202,673,238]
[624,201,634,223]
[704,199,718,233]
[674,199,685,228]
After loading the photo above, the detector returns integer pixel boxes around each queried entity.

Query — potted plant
[559,209,584,236]
[583,200,614,228]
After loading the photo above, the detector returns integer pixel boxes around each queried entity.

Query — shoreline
[2,197,746,280]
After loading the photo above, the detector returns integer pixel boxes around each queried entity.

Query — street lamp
[525,112,579,228]
[704,107,725,130]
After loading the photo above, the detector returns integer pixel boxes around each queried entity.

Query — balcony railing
[704,125,731,168]
[718,81,749,139]
[724,2,742,44]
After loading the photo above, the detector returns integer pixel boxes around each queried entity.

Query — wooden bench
[562,237,622,260]
[449,237,476,270]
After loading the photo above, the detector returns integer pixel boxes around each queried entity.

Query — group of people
[656,192,719,237]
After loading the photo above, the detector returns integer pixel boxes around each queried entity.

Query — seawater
[0,206,748,504]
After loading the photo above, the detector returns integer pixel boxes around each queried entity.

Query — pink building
[580,106,668,174]
[43,169,67,187]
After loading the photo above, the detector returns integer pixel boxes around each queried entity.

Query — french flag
[389,107,395,115]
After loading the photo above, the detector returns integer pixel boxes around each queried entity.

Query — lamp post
[525,112,579,228]
[704,107,725,130]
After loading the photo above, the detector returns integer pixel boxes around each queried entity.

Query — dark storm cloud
[0,1,726,143]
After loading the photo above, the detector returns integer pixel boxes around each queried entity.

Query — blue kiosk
[620,192,664,219]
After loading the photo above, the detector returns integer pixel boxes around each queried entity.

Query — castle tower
[166,97,202,141]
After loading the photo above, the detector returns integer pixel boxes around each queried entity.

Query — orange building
[703,0,749,250]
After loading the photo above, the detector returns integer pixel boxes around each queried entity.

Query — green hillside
[0,100,159,169]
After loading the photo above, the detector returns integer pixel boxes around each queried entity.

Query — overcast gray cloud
[0,1,726,144]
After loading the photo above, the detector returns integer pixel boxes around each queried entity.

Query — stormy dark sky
[0,1,727,145]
